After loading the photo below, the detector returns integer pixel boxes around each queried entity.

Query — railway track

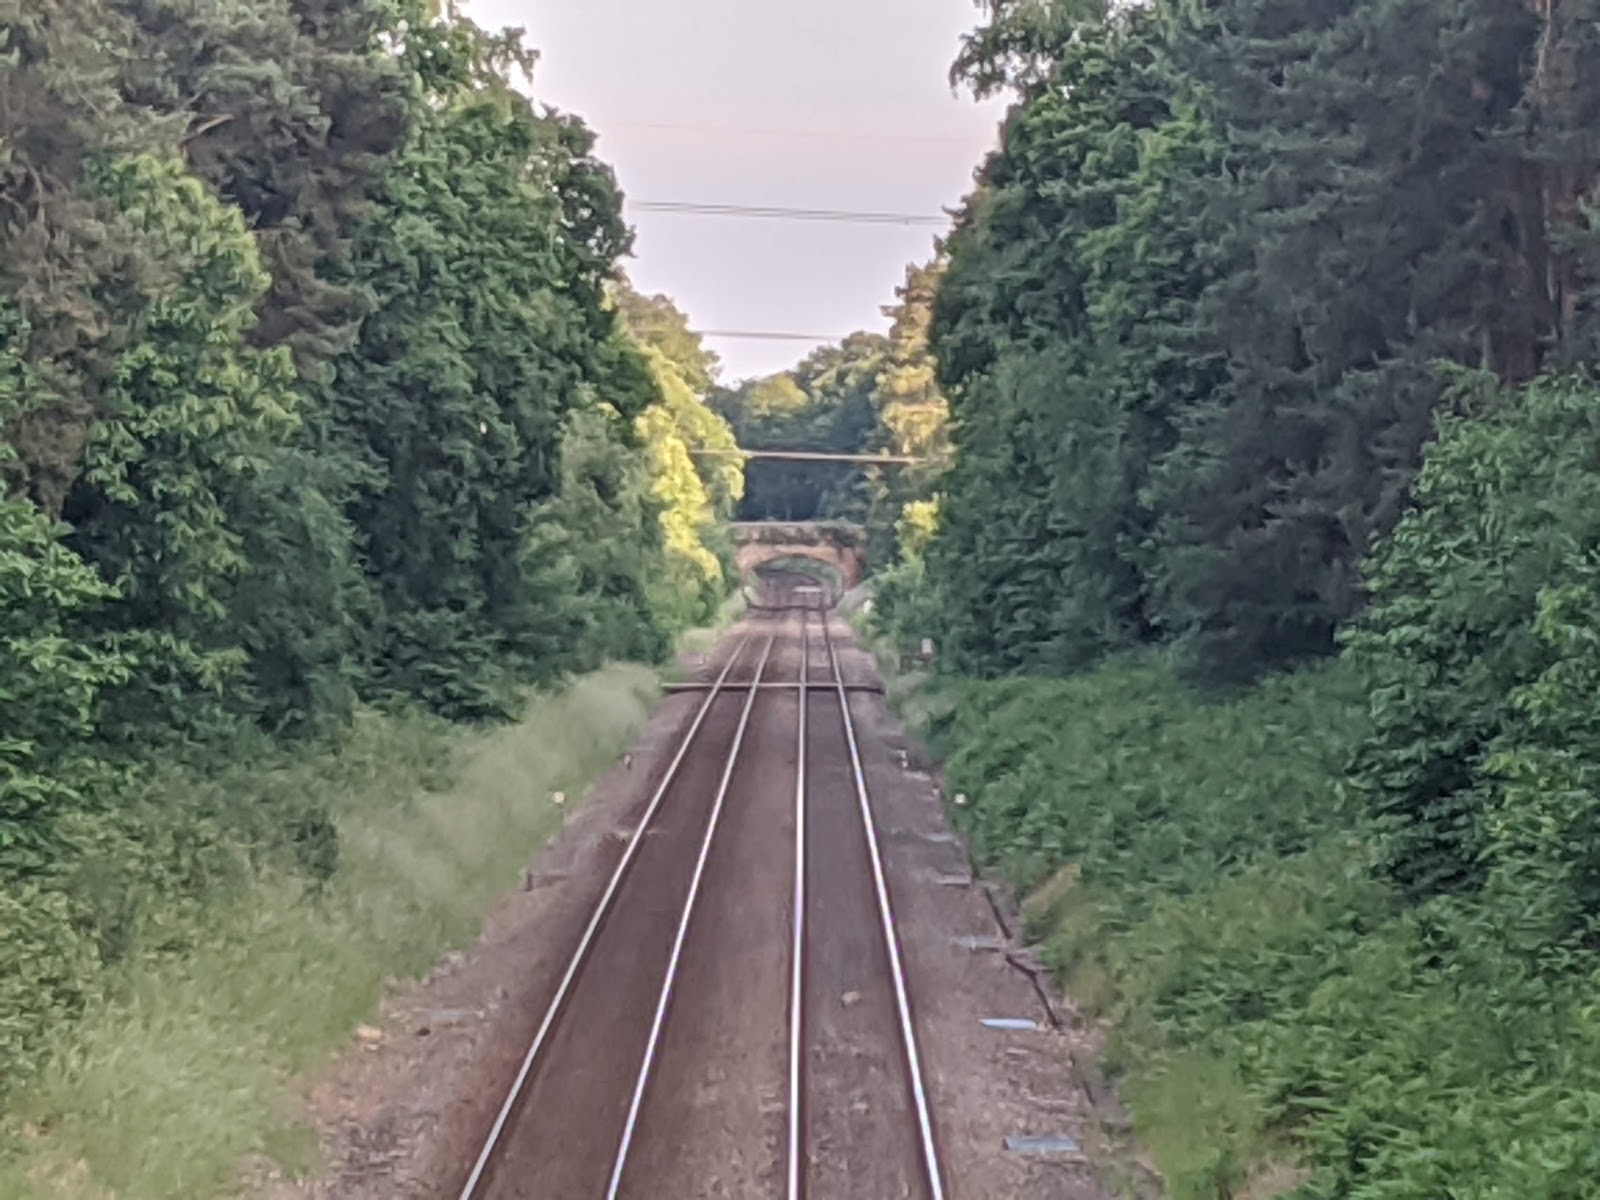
[458,583,946,1199]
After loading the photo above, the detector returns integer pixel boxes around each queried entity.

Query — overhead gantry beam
[690,448,926,466]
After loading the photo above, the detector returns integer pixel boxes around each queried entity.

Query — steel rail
[821,618,947,1200]
[457,633,758,1200]
[603,633,779,1199]
[787,610,810,1200]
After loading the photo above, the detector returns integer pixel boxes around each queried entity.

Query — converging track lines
[456,635,760,1200]
[461,586,946,1200]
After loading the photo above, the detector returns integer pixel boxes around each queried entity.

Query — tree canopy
[869,3,1600,1194]
[0,0,736,1092]
[909,0,1600,683]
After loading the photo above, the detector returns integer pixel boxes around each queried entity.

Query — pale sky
[464,0,1008,381]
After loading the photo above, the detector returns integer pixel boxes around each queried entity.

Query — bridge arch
[730,522,867,591]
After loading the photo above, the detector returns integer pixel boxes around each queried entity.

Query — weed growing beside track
[673,593,747,662]
[0,666,657,1200]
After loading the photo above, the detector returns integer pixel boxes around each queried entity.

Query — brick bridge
[730,521,868,591]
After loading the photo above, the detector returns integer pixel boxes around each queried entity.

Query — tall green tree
[59,155,325,741]
[613,279,745,517]
[511,405,671,685]
[328,18,661,716]
[613,280,723,395]
[864,261,951,564]
[713,333,890,522]
[926,9,1212,672]
[0,0,170,510]
[120,0,410,377]
[1149,0,1546,682]
[917,0,1600,683]
[1347,372,1600,908]
[0,303,128,881]
[636,395,726,629]
[0,0,707,1101]
[952,0,1110,98]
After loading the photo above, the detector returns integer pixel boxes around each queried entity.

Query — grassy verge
[878,648,1600,1198]
[670,591,747,669]
[887,653,1372,1196]
[0,665,658,1200]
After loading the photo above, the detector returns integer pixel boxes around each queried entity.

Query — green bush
[1349,374,1600,918]
[932,656,1368,898]
[1,665,656,1199]
[918,639,1600,1198]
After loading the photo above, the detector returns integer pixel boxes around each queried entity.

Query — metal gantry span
[691,447,928,466]
[458,601,946,1200]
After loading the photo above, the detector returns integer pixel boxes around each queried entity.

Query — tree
[634,343,742,623]
[923,10,1204,673]
[516,405,671,680]
[637,396,726,628]
[865,260,952,566]
[613,280,744,517]
[120,0,411,378]
[915,0,1600,684]
[0,0,714,1103]
[0,303,130,880]
[60,155,317,741]
[613,279,723,395]
[0,0,173,510]
[1148,0,1546,683]
[713,334,890,522]
[327,17,663,715]
[952,0,1111,98]
[1346,373,1600,912]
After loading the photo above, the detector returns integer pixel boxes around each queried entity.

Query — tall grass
[0,665,657,1200]
[911,656,1372,1194]
[672,591,746,661]
[892,652,1600,1198]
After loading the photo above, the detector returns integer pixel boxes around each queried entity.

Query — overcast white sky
[463,0,1008,381]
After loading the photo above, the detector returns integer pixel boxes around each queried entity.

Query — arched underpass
[730,522,868,593]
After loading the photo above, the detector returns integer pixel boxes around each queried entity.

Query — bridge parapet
[729,521,867,589]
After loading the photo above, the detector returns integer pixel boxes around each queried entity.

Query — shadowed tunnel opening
[745,557,846,609]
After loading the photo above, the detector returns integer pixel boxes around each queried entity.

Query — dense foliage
[0,0,736,1105]
[711,333,889,522]
[879,2,1600,1194]
[1347,374,1600,922]
[617,284,744,627]
[927,647,1600,1199]
[912,0,1600,684]
[922,373,1600,1191]
[709,259,949,600]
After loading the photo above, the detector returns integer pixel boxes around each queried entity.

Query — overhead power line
[631,201,947,228]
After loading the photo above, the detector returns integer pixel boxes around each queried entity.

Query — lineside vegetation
[872,1,1600,1195]
[1,2,740,1191]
